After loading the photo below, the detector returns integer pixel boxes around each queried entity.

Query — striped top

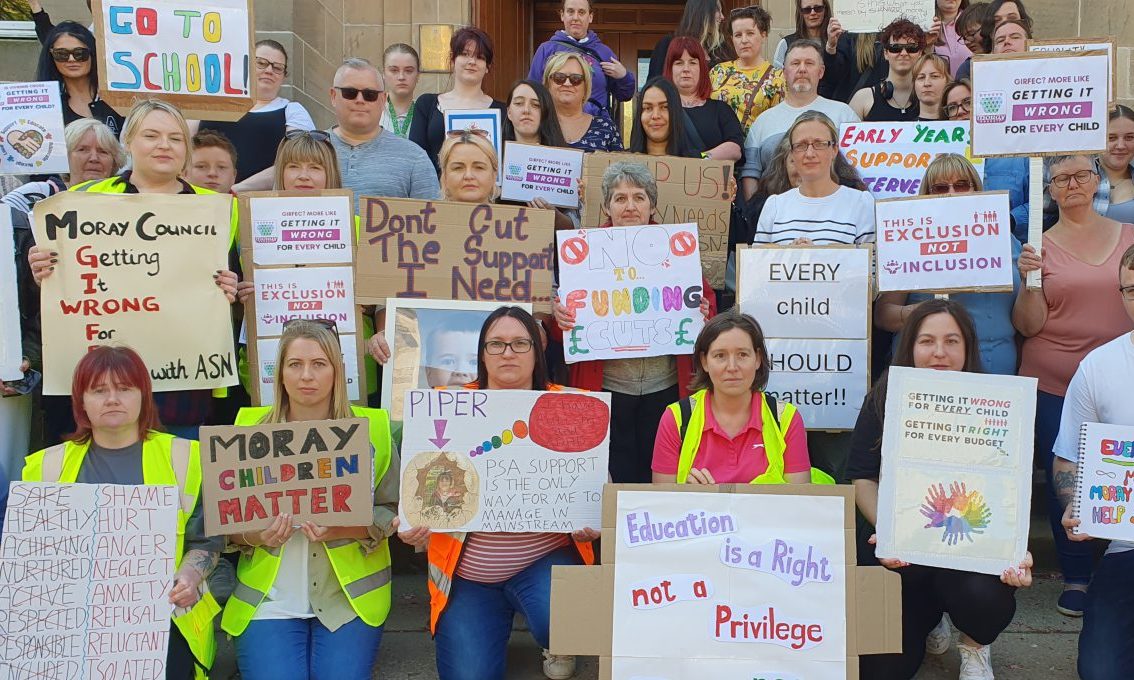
[455,532,571,584]
[754,185,876,245]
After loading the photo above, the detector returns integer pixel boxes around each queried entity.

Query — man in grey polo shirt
[327,58,440,210]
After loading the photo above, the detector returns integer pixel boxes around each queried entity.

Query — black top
[200,106,288,182]
[846,393,884,481]
[821,34,888,103]
[647,35,731,82]
[682,99,745,156]
[408,93,507,175]
[864,83,921,122]
[62,91,125,139]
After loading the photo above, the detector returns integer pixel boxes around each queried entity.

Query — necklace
[681,95,705,107]
[386,98,413,138]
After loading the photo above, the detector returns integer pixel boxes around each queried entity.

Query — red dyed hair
[69,346,161,443]
[664,36,711,101]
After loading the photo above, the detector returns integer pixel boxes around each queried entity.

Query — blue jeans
[435,546,582,680]
[1078,550,1134,679]
[1035,390,1093,585]
[234,616,383,680]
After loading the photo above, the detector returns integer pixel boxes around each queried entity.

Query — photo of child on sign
[401,450,481,529]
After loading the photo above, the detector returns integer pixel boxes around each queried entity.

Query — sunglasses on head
[549,72,585,86]
[51,47,91,62]
[885,43,922,54]
[285,129,332,143]
[447,127,490,138]
[334,86,383,102]
[283,318,339,336]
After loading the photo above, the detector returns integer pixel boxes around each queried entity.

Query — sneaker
[926,615,952,655]
[542,649,576,680]
[1057,588,1087,617]
[958,642,994,680]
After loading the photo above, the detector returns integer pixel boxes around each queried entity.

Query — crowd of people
[2,1,1134,679]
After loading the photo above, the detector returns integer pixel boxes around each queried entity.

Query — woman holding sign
[398,306,598,680]
[36,22,125,136]
[223,319,398,680]
[848,299,1034,680]
[22,345,222,680]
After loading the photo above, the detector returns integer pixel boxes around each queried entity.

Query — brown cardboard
[550,483,902,679]
[355,197,556,311]
[581,152,734,289]
[198,418,374,535]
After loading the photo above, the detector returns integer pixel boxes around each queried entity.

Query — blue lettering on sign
[110,52,141,89]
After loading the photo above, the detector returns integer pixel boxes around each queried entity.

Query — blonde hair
[263,321,352,424]
[121,99,192,176]
[438,132,499,201]
[272,134,343,190]
[64,118,127,172]
[855,33,878,74]
[913,53,951,81]
[918,153,983,195]
[542,51,592,102]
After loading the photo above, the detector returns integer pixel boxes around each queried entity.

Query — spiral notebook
[1072,422,1134,540]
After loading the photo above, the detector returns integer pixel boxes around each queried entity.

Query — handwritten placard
[0,81,67,175]
[875,192,1013,293]
[737,246,872,430]
[838,121,984,199]
[0,210,21,381]
[875,367,1037,575]
[198,418,374,534]
[399,389,611,532]
[355,197,556,310]
[581,152,733,288]
[833,0,934,33]
[93,0,255,121]
[501,142,583,208]
[611,489,848,678]
[1071,422,1134,541]
[1029,37,1116,105]
[33,191,237,395]
[557,223,704,363]
[970,51,1109,158]
[0,482,179,678]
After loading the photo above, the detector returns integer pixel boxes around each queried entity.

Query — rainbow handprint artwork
[920,482,992,545]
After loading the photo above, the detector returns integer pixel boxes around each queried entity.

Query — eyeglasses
[51,47,91,62]
[929,180,974,194]
[484,339,534,355]
[283,317,339,337]
[885,43,922,54]
[549,72,585,86]
[943,98,972,117]
[285,129,332,143]
[1121,285,1134,301]
[959,27,983,42]
[799,5,826,14]
[255,56,287,75]
[334,86,384,102]
[1049,169,1096,188]
[790,140,835,154]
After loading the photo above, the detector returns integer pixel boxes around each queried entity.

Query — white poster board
[399,389,611,533]
[833,0,934,33]
[0,81,68,176]
[875,192,1013,293]
[557,223,704,363]
[1029,38,1116,105]
[737,246,872,430]
[0,482,179,678]
[838,121,984,199]
[970,51,1109,158]
[444,108,503,183]
[501,142,583,208]
[248,194,353,266]
[875,367,1037,575]
[251,266,357,335]
[0,210,21,380]
[611,489,847,679]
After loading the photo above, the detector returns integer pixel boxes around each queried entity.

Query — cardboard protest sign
[0,210,21,380]
[0,81,67,175]
[199,418,374,534]
[238,191,366,406]
[833,0,934,33]
[356,197,556,311]
[838,121,984,199]
[381,299,531,423]
[501,142,583,208]
[737,246,872,430]
[875,192,1013,293]
[444,109,503,183]
[1029,37,1116,105]
[875,367,1037,575]
[92,0,255,121]
[1070,422,1134,541]
[970,51,1109,158]
[0,482,179,678]
[549,484,903,680]
[557,223,704,363]
[399,389,611,533]
[581,152,733,289]
[33,191,237,395]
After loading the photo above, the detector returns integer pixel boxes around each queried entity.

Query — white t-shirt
[256,97,316,131]
[754,185,876,245]
[741,97,860,179]
[1053,332,1134,555]
[252,533,315,619]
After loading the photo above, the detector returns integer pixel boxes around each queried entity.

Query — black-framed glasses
[285,129,332,144]
[929,180,974,194]
[255,56,287,76]
[885,43,922,54]
[1121,285,1134,301]
[51,47,90,62]
[334,86,384,102]
[549,72,585,86]
[790,140,835,154]
[943,98,973,117]
[799,5,826,14]
[283,318,339,337]
[1050,170,1096,188]
[484,339,534,355]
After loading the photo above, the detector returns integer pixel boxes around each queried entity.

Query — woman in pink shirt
[930,0,972,79]
[651,313,817,484]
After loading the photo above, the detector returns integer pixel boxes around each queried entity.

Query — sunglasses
[282,318,339,337]
[885,43,922,54]
[549,72,585,86]
[285,129,332,143]
[255,56,287,75]
[800,5,826,14]
[51,47,91,62]
[929,180,973,194]
[446,127,490,139]
[334,86,383,102]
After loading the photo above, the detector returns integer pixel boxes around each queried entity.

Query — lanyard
[386,98,413,137]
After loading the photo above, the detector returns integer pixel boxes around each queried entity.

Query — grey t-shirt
[327,127,441,212]
[78,441,222,554]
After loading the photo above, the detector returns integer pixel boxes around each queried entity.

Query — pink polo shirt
[652,392,811,483]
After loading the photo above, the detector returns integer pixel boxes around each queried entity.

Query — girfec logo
[254,220,278,244]
[262,360,275,382]
[976,91,1006,124]
[506,163,523,181]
